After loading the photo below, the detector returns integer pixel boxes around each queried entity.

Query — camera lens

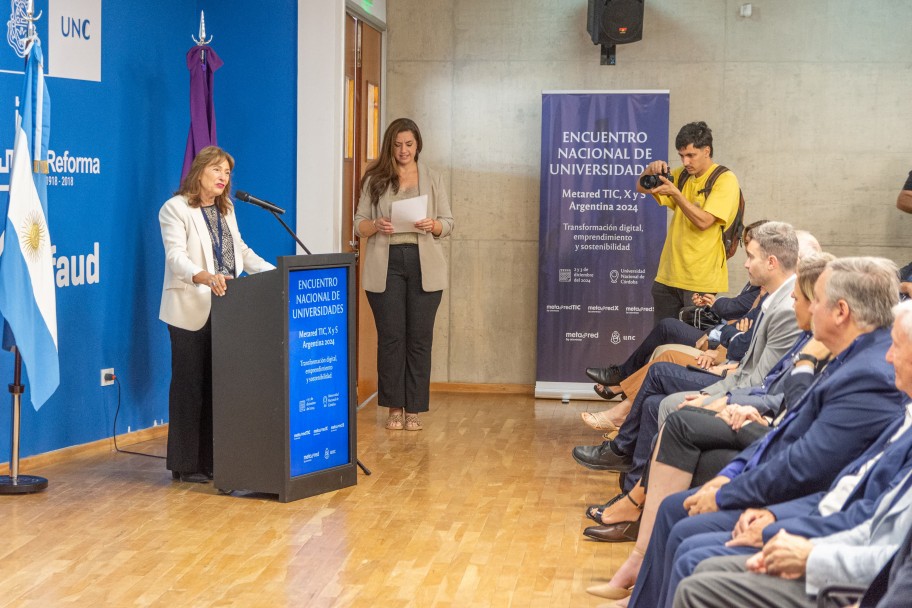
[639,174,661,189]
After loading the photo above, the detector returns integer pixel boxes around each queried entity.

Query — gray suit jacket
[354,161,454,293]
[705,274,802,395]
[805,471,912,595]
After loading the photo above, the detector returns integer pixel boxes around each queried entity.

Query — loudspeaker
[587,0,645,46]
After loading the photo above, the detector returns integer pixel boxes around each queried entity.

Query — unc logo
[610,270,619,283]
[611,331,621,345]
[6,0,31,58]
[60,16,91,40]
[324,448,330,460]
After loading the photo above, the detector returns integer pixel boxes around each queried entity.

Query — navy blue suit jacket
[711,282,760,320]
[715,327,904,510]
[761,409,912,542]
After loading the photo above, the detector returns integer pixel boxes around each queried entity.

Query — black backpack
[677,165,745,259]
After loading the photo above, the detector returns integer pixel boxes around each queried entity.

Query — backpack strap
[677,170,690,190]
[698,165,730,197]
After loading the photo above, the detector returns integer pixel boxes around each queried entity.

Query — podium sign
[212,254,357,502]
[287,265,350,477]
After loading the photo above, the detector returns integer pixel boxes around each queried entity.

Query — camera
[639,171,671,190]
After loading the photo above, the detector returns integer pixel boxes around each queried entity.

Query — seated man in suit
[674,477,912,608]
[582,255,834,602]
[647,300,912,606]
[584,220,766,389]
[573,222,804,494]
[624,257,905,608]
[675,304,912,608]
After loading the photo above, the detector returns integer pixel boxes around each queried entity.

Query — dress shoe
[585,492,626,523]
[583,518,641,542]
[572,441,634,471]
[593,384,626,401]
[586,581,634,599]
[586,365,624,386]
[177,472,210,484]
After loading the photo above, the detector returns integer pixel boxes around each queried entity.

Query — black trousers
[655,405,769,477]
[366,245,442,413]
[166,318,213,475]
[651,281,707,328]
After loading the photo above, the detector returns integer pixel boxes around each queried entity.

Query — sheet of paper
[390,194,428,233]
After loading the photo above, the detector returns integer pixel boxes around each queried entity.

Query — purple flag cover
[181,46,224,180]
[535,91,669,400]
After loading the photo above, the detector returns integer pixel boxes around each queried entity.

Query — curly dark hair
[675,121,713,156]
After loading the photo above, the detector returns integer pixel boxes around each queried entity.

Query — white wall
[296,0,346,254]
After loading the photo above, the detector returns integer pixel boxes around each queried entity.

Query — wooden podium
[211,253,357,502]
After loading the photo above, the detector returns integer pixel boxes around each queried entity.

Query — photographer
[637,121,741,325]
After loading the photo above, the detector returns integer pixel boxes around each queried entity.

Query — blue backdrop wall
[0,0,298,461]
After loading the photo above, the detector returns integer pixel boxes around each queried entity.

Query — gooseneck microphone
[234,190,286,215]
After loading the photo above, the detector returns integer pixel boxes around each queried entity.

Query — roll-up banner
[536,91,669,400]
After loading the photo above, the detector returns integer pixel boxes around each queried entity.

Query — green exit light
[361,0,374,14]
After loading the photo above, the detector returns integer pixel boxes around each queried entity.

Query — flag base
[0,474,48,494]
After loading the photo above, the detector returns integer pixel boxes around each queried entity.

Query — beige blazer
[354,162,454,293]
[159,194,275,331]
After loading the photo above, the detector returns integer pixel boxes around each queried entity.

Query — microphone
[234,190,286,215]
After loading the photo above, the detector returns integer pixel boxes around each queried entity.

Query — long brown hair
[177,146,235,215]
[360,118,423,206]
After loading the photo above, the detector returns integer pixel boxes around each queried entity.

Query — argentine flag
[0,39,59,410]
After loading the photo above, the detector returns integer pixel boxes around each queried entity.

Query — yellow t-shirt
[653,164,740,293]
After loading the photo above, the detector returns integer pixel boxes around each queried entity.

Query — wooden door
[343,15,383,405]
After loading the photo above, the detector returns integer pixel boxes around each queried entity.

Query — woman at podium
[158,146,275,483]
[354,119,455,431]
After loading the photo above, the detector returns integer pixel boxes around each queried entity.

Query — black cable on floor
[111,376,165,460]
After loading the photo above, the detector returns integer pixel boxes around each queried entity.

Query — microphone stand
[251,204,371,476]
[267,209,312,255]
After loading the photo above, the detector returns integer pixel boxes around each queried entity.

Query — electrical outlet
[100,368,115,386]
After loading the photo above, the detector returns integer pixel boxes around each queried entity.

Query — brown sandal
[404,414,422,431]
[385,414,404,430]
[581,410,621,432]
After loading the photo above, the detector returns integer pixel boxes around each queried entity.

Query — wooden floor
[0,393,632,607]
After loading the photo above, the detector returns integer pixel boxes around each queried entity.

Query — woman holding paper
[354,118,455,431]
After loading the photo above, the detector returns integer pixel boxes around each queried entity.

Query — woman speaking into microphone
[354,118,455,431]
[159,146,274,483]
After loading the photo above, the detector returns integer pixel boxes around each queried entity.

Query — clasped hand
[745,530,813,580]
[726,508,775,548]
[717,404,766,431]
[683,485,720,516]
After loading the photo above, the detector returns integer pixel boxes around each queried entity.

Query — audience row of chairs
[572,220,912,607]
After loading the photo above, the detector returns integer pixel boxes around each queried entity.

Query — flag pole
[0,347,47,493]
[0,0,49,495]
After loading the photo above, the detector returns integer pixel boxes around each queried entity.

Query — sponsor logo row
[546,304,654,315]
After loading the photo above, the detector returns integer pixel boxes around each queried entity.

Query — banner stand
[535,90,670,400]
